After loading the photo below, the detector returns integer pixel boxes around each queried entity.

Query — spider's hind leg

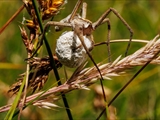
[94,18,112,62]
[93,8,133,57]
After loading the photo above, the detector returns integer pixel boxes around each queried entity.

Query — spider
[33,0,133,79]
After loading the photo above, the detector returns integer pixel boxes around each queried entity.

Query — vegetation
[0,0,160,119]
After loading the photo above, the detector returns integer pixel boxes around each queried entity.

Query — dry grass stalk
[8,55,62,94]
[1,35,160,112]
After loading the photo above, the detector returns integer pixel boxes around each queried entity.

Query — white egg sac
[56,31,94,68]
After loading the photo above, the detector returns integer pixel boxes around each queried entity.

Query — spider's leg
[93,18,112,62]
[73,24,101,77]
[56,0,86,31]
[73,23,107,102]
[81,2,87,19]
[93,8,133,56]
[30,21,71,58]
[104,18,111,62]
[68,0,83,22]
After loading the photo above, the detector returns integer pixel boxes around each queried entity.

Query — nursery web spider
[33,0,133,80]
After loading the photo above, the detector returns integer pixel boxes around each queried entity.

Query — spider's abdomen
[56,31,94,68]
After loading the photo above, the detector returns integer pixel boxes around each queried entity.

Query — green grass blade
[4,73,27,120]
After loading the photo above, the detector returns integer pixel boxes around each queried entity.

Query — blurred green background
[0,0,160,119]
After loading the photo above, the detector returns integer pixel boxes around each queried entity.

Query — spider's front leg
[93,7,133,57]
[72,19,108,102]
[72,19,104,80]
[30,21,72,58]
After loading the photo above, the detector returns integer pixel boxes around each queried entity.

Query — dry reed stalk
[1,35,160,112]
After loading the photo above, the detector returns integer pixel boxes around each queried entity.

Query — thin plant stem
[31,0,73,119]
[18,53,30,120]
[0,4,25,34]
[94,39,149,46]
